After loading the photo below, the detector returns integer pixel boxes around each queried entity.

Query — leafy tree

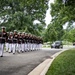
[62,28,75,42]
[43,0,75,42]
[44,22,64,42]
[50,0,75,25]
[0,0,48,23]
[0,0,48,36]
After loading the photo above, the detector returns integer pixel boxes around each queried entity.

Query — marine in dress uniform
[29,34,33,51]
[12,30,18,54]
[24,33,28,51]
[27,33,31,51]
[21,32,25,52]
[23,32,26,51]
[5,32,9,52]
[34,35,37,50]
[25,33,29,51]
[31,34,34,51]
[8,32,13,53]
[0,26,7,57]
[39,37,43,50]
[27,34,30,51]
[32,35,35,51]
[35,37,38,50]
[31,35,34,51]
[18,32,22,53]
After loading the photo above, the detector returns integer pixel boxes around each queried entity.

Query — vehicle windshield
[55,41,61,44]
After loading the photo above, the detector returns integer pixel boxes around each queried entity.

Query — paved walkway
[0,45,74,75]
[0,49,60,75]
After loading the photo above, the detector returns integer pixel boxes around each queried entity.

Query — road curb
[28,49,68,75]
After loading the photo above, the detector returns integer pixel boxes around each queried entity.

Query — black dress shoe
[18,52,20,54]
[22,51,24,53]
[9,52,11,53]
[13,53,15,54]
[1,56,3,57]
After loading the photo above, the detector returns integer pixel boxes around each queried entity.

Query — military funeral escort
[0,26,43,57]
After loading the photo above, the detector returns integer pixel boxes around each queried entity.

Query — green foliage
[50,0,75,24]
[64,0,75,6]
[0,0,48,36]
[44,19,64,42]
[44,0,75,42]
[0,0,48,22]
[62,28,75,42]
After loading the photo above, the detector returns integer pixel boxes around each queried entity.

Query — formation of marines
[0,26,43,57]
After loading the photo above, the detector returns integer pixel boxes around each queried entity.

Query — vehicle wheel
[61,46,63,48]
[55,46,57,49]
[58,47,60,49]
[51,47,53,48]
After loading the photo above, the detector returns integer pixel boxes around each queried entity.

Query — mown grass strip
[46,49,75,75]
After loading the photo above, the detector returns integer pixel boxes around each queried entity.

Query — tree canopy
[51,0,75,24]
[0,0,48,36]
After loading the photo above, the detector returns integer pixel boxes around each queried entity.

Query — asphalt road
[0,46,73,75]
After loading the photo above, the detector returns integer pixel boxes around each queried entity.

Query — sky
[34,0,54,25]
[45,0,54,26]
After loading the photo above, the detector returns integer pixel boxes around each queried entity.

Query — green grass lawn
[46,49,75,75]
